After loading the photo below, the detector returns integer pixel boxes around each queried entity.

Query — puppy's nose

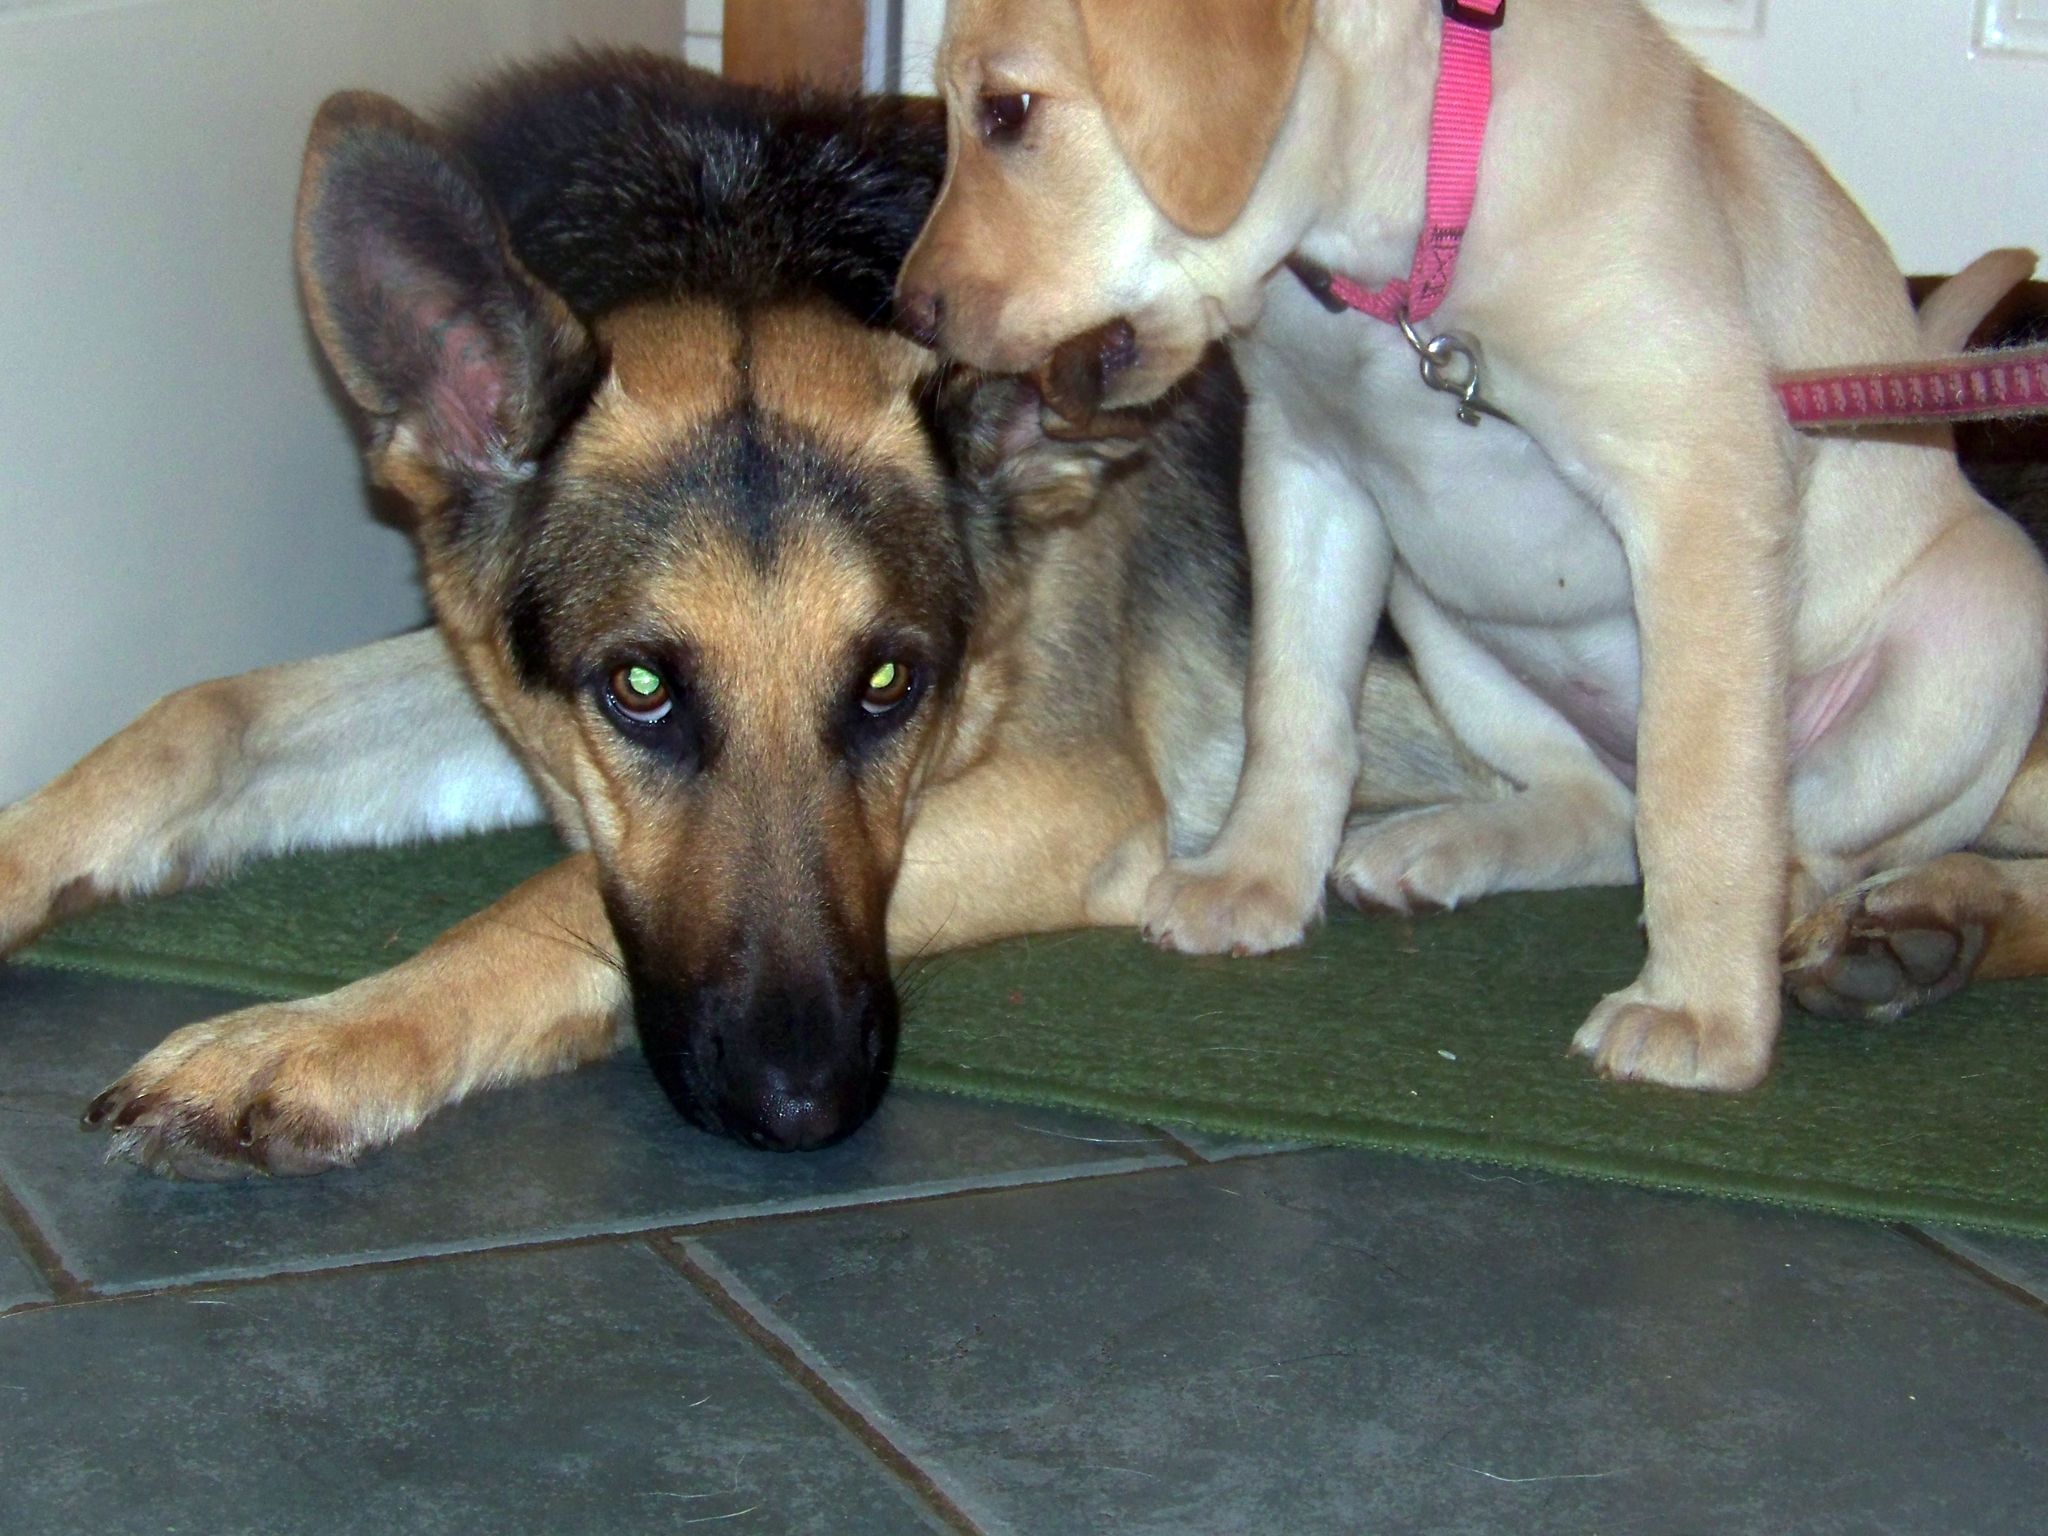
[896,287,943,347]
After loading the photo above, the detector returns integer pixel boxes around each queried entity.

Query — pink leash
[1777,349,2048,428]
[1294,0,2048,433]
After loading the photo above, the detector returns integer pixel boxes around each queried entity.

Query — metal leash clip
[1397,309,1513,427]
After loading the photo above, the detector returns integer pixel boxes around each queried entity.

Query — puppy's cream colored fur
[899,0,2048,1088]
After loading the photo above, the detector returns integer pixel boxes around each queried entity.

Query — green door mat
[14,827,2046,1234]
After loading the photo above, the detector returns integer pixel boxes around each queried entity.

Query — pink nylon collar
[1316,0,1505,325]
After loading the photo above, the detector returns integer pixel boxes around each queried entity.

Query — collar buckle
[1441,0,1507,31]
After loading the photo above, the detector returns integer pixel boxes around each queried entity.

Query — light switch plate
[1978,0,2048,56]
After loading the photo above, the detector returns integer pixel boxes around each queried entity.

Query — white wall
[0,0,684,803]
[1682,0,2048,272]
[894,0,2048,270]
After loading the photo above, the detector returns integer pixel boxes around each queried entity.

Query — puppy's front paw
[1571,985,1774,1092]
[1332,805,1512,914]
[1140,853,1320,956]
[82,1003,409,1178]
[1781,859,1991,1024]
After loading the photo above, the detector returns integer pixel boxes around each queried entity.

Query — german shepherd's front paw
[1571,984,1773,1092]
[1781,857,1992,1024]
[81,1003,406,1178]
[1140,853,1321,956]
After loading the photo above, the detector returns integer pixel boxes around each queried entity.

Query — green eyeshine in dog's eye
[861,660,913,715]
[608,663,673,725]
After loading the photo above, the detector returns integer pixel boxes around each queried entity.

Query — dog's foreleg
[83,852,627,1177]
[1140,417,1390,955]
[0,629,543,954]
[1567,398,1795,1092]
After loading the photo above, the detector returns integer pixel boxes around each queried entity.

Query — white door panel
[0,0,683,801]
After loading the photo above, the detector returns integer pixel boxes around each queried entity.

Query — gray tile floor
[3,967,2044,1535]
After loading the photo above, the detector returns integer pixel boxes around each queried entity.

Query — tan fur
[1073,0,1313,238]
[577,301,744,465]
[900,0,2048,1090]
[751,303,942,465]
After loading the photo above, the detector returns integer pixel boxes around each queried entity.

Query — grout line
[0,1178,91,1305]
[0,1156,1205,1315]
[0,1228,649,1320]
[1145,1126,1210,1165]
[655,1238,994,1536]
[1895,1224,2048,1320]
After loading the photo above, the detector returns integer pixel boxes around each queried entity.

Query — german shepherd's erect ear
[294,92,601,514]
[1073,0,1312,237]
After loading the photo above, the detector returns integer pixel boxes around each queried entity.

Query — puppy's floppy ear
[295,92,599,504]
[1073,0,1311,238]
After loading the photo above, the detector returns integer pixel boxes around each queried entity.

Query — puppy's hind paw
[1140,855,1320,956]
[1781,859,1992,1024]
[1572,988,1773,1092]
[1332,805,1511,914]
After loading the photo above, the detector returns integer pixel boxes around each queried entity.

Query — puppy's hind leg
[1784,722,2048,1021]
[1335,581,1635,913]
[84,853,627,1177]
[0,628,543,955]
[1777,503,2048,1022]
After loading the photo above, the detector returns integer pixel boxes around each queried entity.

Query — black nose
[632,975,897,1152]
[732,1062,877,1152]
[896,287,943,347]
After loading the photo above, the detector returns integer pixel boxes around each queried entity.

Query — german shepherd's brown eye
[979,92,1033,143]
[607,663,673,725]
[860,660,914,715]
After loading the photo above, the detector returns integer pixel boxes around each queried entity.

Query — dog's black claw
[80,1087,119,1129]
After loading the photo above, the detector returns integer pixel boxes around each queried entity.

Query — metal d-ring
[1397,309,1510,427]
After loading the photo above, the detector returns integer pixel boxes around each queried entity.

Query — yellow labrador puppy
[896,0,2048,1089]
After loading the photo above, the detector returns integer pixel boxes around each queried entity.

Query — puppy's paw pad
[1140,863,1316,956]
[1782,875,1985,1024]
[1572,994,1770,1092]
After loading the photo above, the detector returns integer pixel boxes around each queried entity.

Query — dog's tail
[1923,251,2048,541]
[1916,248,2038,353]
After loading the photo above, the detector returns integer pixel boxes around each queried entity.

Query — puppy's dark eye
[606,663,673,725]
[860,660,914,716]
[979,92,1033,143]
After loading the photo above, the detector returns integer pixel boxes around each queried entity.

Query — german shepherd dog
[0,53,1484,1174]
